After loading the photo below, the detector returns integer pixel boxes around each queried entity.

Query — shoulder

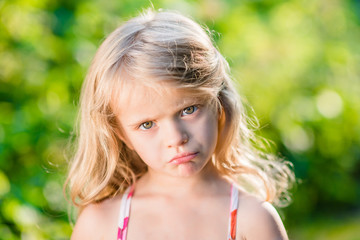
[236,189,288,240]
[71,195,122,240]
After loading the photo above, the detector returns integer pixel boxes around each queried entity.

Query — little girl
[66,9,294,240]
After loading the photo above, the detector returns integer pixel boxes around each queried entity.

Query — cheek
[195,113,219,147]
[127,134,159,161]
[208,118,219,146]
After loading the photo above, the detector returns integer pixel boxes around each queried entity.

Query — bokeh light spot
[282,125,314,152]
[43,180,66,211]
[14,205,40,227]
[0,171,10,196]
[316,89,343,118]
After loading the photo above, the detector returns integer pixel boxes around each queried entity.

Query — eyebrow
[127,98,203,128]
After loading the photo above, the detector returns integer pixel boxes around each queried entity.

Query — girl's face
[114,83,219,178]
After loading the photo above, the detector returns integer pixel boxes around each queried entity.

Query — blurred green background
[1,0,359,239]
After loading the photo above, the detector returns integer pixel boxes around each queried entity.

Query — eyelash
[138,105,199,130]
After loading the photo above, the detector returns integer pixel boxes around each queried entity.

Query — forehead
[118,83,187,107]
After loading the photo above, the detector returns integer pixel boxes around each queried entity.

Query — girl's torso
[117,183,239,240]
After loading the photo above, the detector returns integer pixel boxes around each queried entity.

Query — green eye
[140,121,153,130]
[182,106,198,116]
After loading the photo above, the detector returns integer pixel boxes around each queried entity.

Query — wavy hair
[65,9,294,209]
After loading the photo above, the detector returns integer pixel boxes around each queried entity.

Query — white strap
[117,186,133,240]
[118,187,131,228]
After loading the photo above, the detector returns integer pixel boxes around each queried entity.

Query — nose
[164,120,189,148]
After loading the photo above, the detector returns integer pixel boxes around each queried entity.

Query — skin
[71,83,289,240]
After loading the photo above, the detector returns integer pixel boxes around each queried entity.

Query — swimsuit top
[117,184,239,240]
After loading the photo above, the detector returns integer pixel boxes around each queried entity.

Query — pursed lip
[169,152,199,165]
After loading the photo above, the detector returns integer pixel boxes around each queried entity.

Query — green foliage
[1,0,359,238]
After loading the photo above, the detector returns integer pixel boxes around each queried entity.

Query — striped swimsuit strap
[117,183,239,240]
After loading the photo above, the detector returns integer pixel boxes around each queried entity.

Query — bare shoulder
[236,189,288,240]
[71,194,122,240]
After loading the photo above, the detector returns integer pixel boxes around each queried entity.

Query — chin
[175,161,207,177]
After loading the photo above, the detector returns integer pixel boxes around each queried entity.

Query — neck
[135,163,228,198]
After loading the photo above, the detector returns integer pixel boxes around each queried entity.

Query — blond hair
[65,9,294,209]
